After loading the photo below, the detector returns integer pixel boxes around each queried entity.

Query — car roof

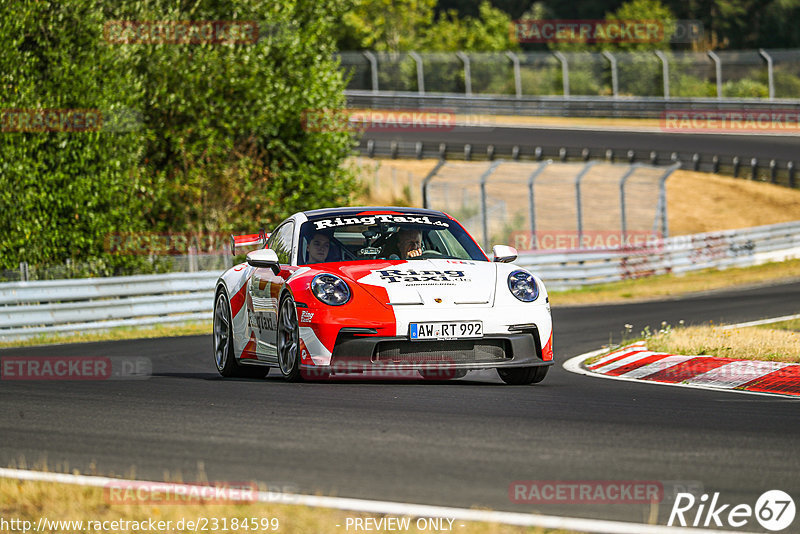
[302,206,448,219]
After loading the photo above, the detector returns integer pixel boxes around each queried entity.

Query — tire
[497,365,548,385]
[214,290,269,378]
[277,294,302,382]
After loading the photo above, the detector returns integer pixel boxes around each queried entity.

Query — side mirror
[246,248,281,275]
[492,245,518,263]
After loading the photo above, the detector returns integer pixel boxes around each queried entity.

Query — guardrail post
[527,161,552,250]
[708,51,723,99]
[19,262,29,282]
[602,51,618,97]
[769,159,777,183]
[480,160,503,251]
[712,155,720,173]
[415,141,423,159]
[456,52,472,96]
[574,161,597,248]
[408,51,425,95]
[362,51,379,93]
[534,146,543,161]
[654,51,669,99]
[606,149,614,162]
[506,51,522,98]
[750,157,758,180]
[650,151,657,165]
[692,153,700,171]
[559,147,567,162]
[553,51,570,97]
[788,161,796,188]
[421,159,446,209]
[733,156,740,177]
[759,49,775,100]
[464,144,472,161]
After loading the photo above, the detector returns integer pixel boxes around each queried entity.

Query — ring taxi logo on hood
[312,215,449,230]
[377,269,468,283]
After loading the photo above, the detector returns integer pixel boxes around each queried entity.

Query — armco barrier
[1,221,798,340]
[517,221,800,289]
[0,272,219,341]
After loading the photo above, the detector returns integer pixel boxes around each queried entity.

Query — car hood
[335,259,497,306]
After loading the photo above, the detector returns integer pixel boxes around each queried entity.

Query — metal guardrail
[345,91,800,119]
[1,221,798,340]
[517,220,800,289]
[0,272,218,341]
[357,138,798,189]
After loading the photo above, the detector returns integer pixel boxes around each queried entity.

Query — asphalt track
[361,125,800,162]
[1,281,799,528]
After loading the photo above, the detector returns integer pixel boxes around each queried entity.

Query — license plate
[409,321,483,341]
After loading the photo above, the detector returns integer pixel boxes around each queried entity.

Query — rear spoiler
[230,228,268,256]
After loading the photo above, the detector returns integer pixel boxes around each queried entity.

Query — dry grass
[550,259,800,305]
[646,324,800,362]
[0,476,575,534]
[666,171,800,235]
[760,317,800,332]
[0,321,212,349]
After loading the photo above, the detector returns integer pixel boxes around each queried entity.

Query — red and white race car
[213,207,553,384]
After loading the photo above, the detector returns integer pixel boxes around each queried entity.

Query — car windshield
[298,213,487,265]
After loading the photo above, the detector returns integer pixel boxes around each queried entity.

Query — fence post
[574,161,598,248]
[657,163,681,239]
[480,160,503,251]
[553,51,570,97]
[456,52,472,96]
[758,49,775,100]
[654,51,670,99]
[421,159,446,209]
[506,51,522,98]
[707,51,723,99]
[618,165,640,244]
[362,51,379,93]
[408,51,425,95]
[527,161,552,250]
[602,51,618,97]
[19,262,29,282]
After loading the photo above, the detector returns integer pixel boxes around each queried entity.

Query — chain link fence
[339,49,800,99]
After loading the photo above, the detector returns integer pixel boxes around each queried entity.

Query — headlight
[507,270,539,302]
[311,273,351,306]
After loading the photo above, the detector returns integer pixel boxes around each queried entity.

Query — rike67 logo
[669,490,795,531]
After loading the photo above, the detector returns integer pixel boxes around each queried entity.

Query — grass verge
[550,258,800,306]
[645,324,800,363]
[0,321,211,350]
[0,476,574,534]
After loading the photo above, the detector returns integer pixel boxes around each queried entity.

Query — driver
[396,229,423,259]
[306,232,332,264]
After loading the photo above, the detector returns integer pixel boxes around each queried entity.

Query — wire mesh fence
[339,49,800,99]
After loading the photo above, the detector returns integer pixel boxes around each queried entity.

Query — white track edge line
[563,314,800,399]
[720,313,800,329]
[0,467,746,534]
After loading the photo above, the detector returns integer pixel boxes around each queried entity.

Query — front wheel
[497,366,548,385]
[277,295,302,382]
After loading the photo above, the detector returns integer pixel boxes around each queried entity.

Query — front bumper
[301,327,552,374]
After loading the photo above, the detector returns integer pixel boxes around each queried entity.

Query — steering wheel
[419,250,444,259]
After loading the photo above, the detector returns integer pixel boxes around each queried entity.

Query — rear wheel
[214,291,268,378]
[277,295,302,382]
[497,366,548,385]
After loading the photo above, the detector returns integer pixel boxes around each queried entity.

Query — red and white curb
[564,315,800,399]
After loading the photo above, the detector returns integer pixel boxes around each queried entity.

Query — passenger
[396,229,424,259]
